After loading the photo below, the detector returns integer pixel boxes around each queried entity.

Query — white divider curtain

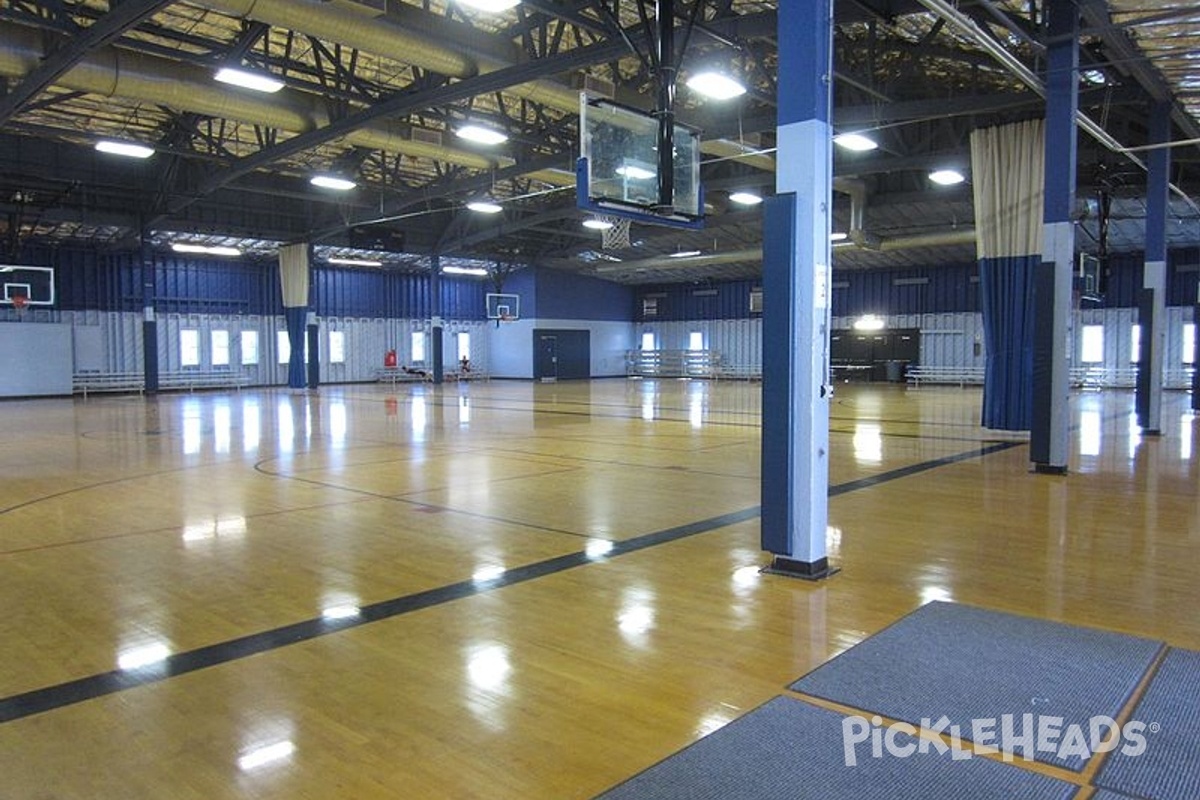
[279,243,310,389]
[970,119,1045,430]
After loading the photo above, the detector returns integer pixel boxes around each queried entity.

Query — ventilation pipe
[0,21,508,171]
[192,0,770,176]
[589,226,977,273]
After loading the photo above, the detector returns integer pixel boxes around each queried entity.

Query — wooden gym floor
[0,379,1197,798]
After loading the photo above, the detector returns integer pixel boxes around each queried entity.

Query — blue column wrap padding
[285,306,307,389]
[979,255,1038,430]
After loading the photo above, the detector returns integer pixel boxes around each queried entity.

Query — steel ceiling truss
[0,0,1197,281]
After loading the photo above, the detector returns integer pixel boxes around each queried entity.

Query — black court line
[0,440,1025,725]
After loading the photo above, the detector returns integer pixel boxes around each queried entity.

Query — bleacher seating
[74,369,248,397]
[159,370,248,392]
[73,372,145,398]
[626,350,723,379]
[905,366,985,387]
[376,367,431,384]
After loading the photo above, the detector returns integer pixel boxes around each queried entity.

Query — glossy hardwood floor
[0,379,1196,798]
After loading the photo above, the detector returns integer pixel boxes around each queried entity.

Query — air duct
[589,227,977,273]
[0,21,507,172]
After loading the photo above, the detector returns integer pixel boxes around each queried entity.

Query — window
[688,331,705,351]
[329,331,345,364]
[1080,325,1104,364]
[641,331,656,351]
[277,331,290,365]
[241,330,259,365]
[1131,325,1141,364]
[411,331,426,363]
[457,332,471,362]
[180,329,200,367]
[1185,324,1196,365]
[211,330,230,366]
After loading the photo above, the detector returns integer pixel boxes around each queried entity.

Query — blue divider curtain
[279,243,311,390]
[970,120,1045,430]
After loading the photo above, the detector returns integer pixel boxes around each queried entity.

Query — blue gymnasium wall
[534,267,632,320]
[21,244,489,318]
[632,251,1200,322]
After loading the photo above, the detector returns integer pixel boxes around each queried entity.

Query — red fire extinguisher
[384,349,397,368]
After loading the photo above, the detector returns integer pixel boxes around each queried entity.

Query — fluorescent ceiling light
[310,175,356,191]
[686,72,747,100]
[582,218,614,230]
[466,200,503,214]
[853,314,886,331]
[171,243,241,256]
[443,265,488,276]
[929,169,966,186]
[616,164,656,180]
[327,257,383,267]
[456,124,508,145]
[669,250,702,258]
[728,191,763,205]
[830,232,848,241]
[214,66,284,93]
[457,0,520,11]
[834,132,878,152]
[95,140,154,159]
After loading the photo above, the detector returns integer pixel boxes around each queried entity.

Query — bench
[715,364,762,381]
[906,366,985,387]
[159,370,248,392]
[377,367,431,385]
[74,372,145,398]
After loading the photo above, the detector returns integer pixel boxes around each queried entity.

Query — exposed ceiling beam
[0,0,173,126]
[156,36,637,225]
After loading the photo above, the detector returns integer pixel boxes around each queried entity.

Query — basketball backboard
[577,96,703,229]
[1,265,55,306]
[486,293,520,321]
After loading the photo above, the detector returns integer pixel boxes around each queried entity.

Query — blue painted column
[1139,101,1171,434]
[760,0,835,580]
[431,255,444,385]
[306,310,320,389]
[1031,0,1077,473]
[140,232,158,394]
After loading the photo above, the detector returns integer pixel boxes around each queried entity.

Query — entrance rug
[1095,648,1200,800]
[788,601,1162,771]
[595,695,1076,799]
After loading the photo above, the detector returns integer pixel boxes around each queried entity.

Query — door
[533,329,590,380]
[535,334,558,381]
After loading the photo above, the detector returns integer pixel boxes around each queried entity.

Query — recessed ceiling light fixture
[443,265,489,276]
[214,66,285,93]
[466,199,503,214]
[830,232,848,242]
[686,72,747,100]
[456,124,508,145]
[582,218,614,230]
[833,132,878,152]
[669,250,702,258]
[327,257,383,267]
[456,0,520,11]
[929,168,966,186]
[95,140,155,159]
[728,191,763,205]
[310,175,357,191]
[171,243,241,256]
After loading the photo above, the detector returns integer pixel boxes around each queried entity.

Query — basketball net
[601,216,631,250]
[11,295,27,317]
